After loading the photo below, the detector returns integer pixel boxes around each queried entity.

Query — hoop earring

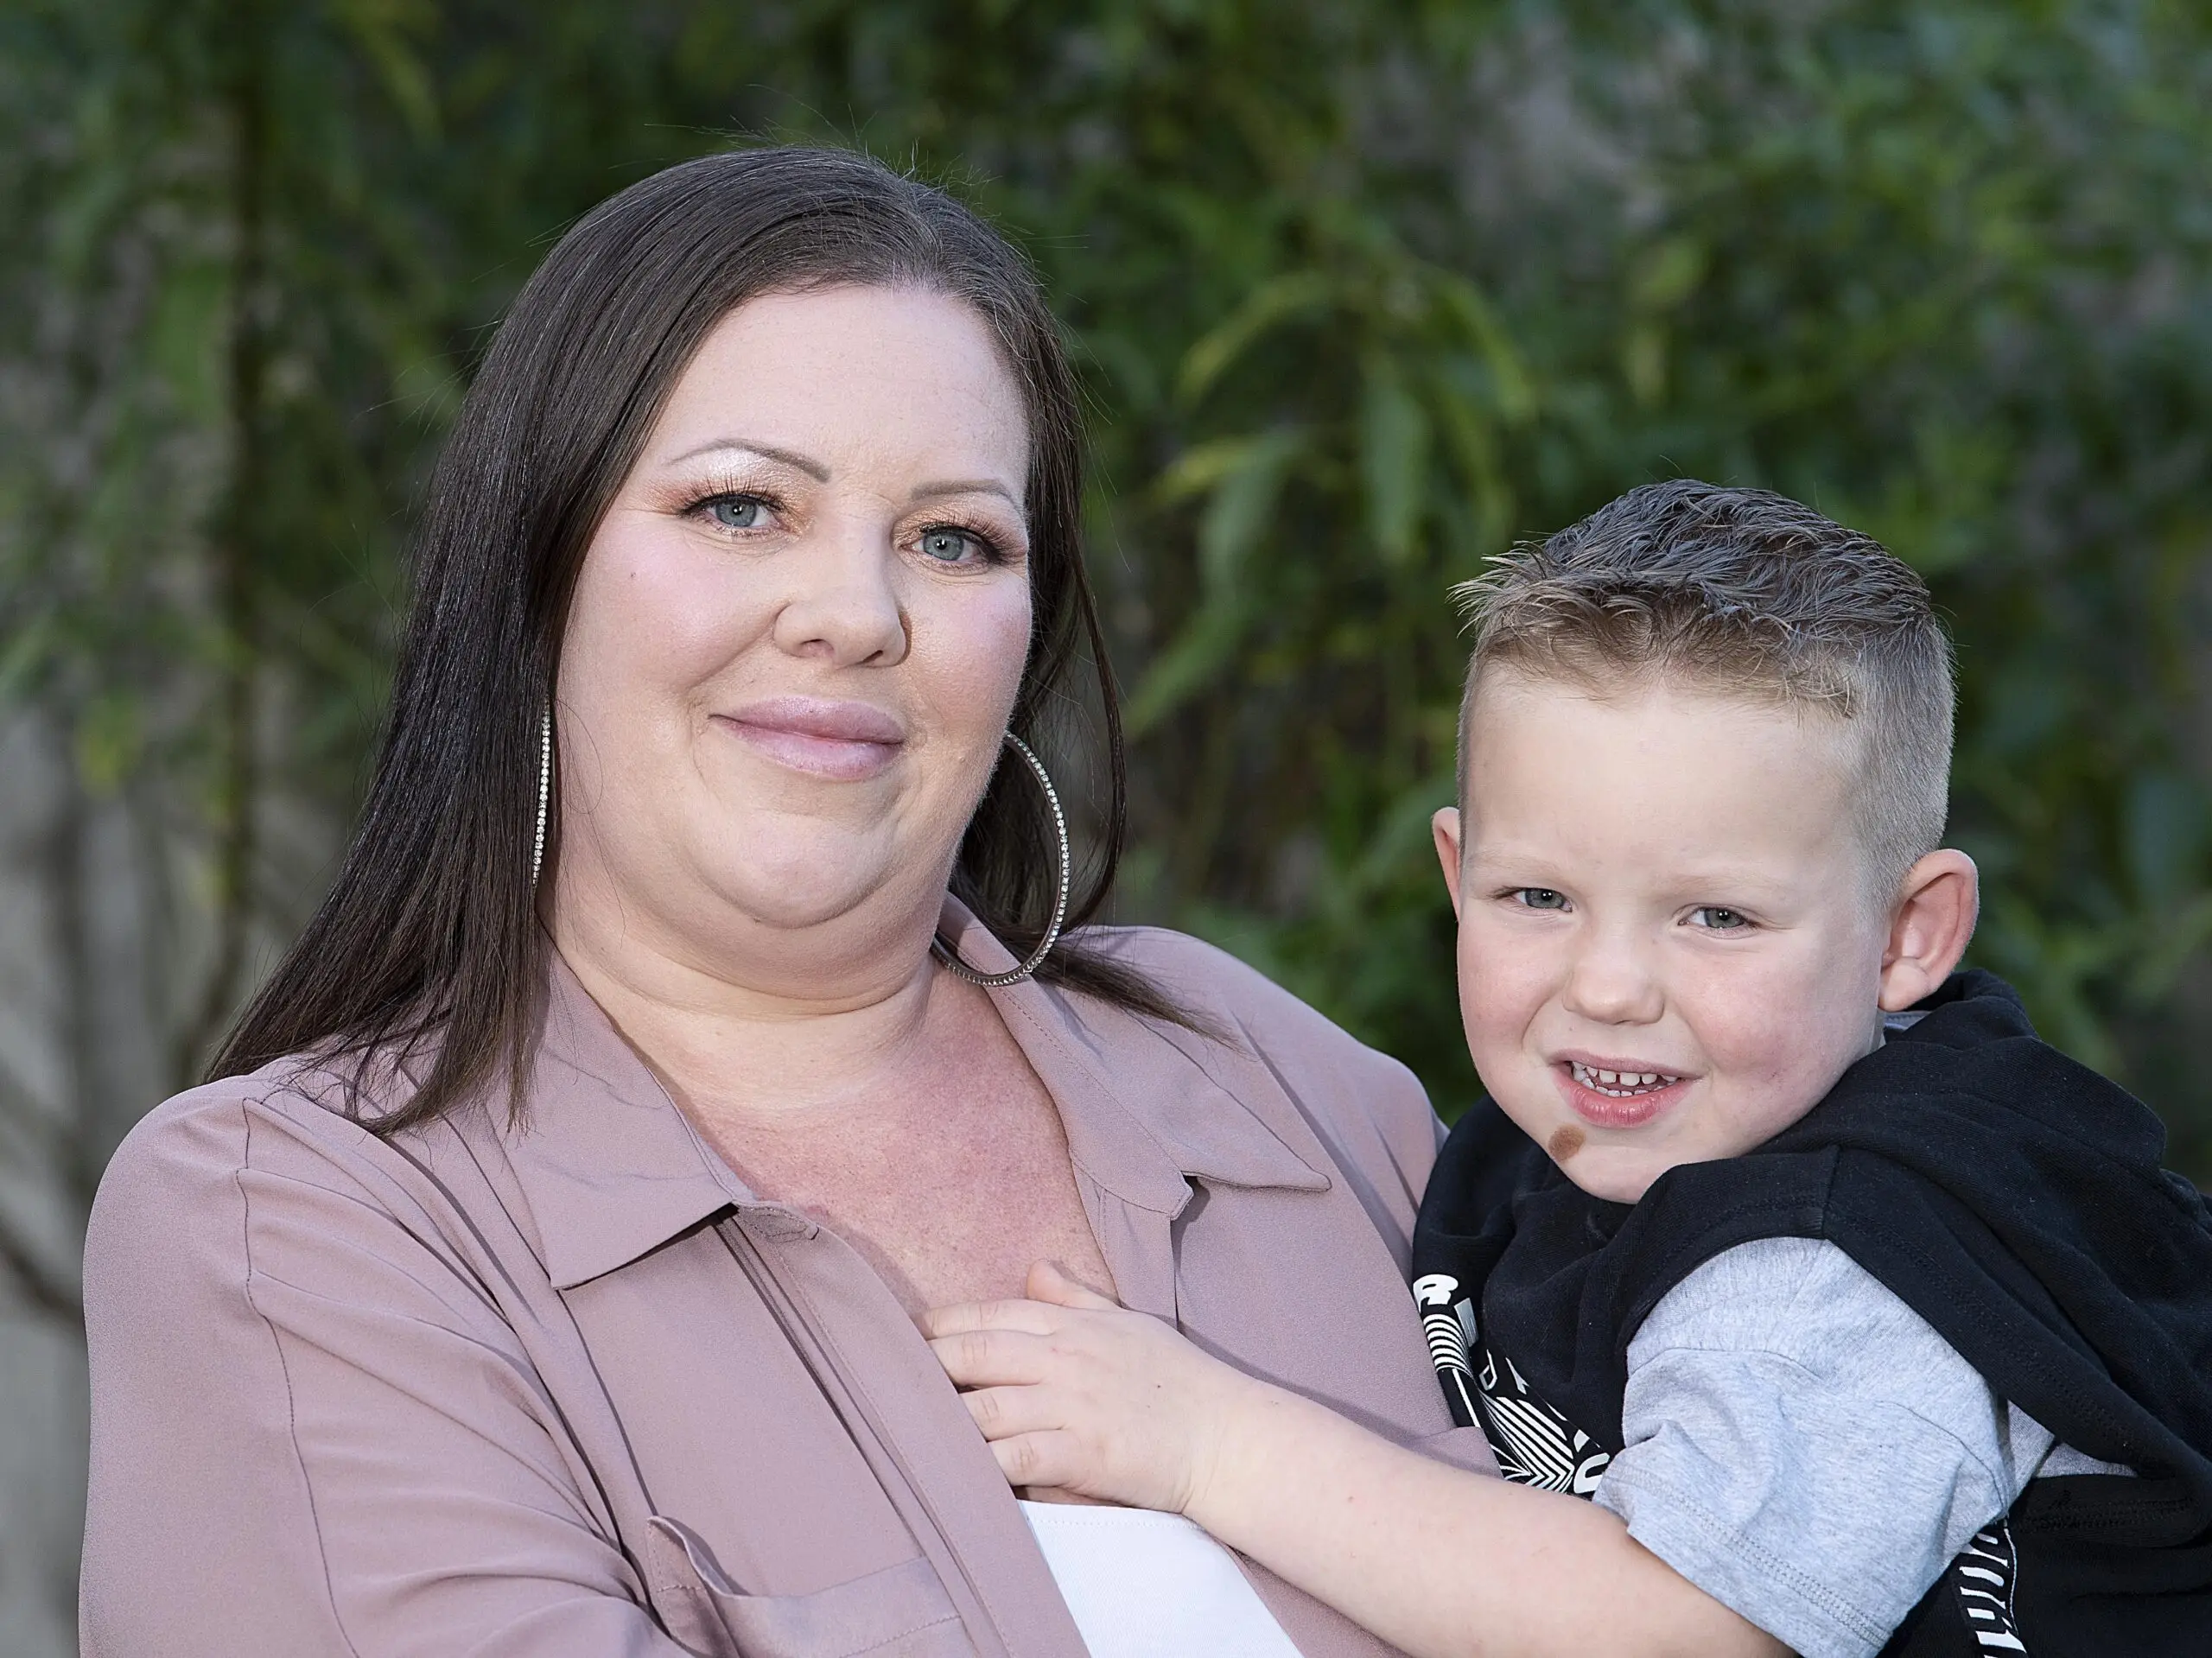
[931,732,1071,988]
[530,707,552,888]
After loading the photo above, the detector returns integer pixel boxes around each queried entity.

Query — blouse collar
[502,899,1326,1292]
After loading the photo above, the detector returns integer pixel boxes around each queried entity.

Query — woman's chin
[696,837,930,937]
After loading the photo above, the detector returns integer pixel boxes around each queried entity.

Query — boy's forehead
[1463,664,1850,765]
[1465,661,1823,740]
[1458,669,1863,864]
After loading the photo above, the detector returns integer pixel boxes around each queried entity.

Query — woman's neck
[549,884,961,1133]
[545,867,1116,1318]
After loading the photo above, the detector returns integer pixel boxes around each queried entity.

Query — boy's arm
[924,1264,1785,1658]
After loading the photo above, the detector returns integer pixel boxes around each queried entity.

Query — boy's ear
[1878,848,1980,1013]
[1433,807,1465,913]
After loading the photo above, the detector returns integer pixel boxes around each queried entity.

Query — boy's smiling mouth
[1555,1057,1689,1128]
[1567,1059,1681,1097]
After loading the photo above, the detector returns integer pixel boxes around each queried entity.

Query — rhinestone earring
[530,707,552,887]
[931,732,1071,988]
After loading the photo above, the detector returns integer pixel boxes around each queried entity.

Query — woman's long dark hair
[211,147,1185,1134]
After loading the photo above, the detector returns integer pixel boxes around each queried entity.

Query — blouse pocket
[646,1515,971,1658]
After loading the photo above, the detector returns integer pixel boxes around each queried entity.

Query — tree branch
[175,3,270,1086]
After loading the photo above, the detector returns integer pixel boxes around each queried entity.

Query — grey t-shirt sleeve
[1592,1236,2050,1658]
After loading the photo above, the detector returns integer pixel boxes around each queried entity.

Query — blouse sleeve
[80,1083,689,1658]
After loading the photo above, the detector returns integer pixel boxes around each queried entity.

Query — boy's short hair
[1454,479,1955,899]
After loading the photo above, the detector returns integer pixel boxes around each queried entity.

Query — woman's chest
[521,1163,1459,1658]
[707,1056,1115,1312]
[550,1208,1076,1655]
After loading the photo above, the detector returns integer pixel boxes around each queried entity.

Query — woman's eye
[1689,906,1751,931]
[705,496,766,530]
[918,527,987,564]
[1513,887,1569,911]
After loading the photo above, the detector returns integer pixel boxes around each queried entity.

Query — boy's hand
[931,1265,1786,1658]
[921,1261,1262,1515]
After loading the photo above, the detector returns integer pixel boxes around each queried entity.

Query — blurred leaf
[2126,772,2203,906]
[1427,366,1511,559]
[1360,352,1428,565]
[1175,270,1331,407]
[1432,272,1535,424]
[1125,597,1252,738]
[1196,429,1306,594]
[1623,321,1667,407]
[150,262,228,423]
[0,613,55,702]
[334,0,442,140]
[1631,235,1707,313]
[74,692,142,797]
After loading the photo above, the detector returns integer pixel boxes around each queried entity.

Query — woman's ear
[1433,807,1465,914]
[1878,848,1980,1012]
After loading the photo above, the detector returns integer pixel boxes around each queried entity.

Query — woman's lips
[1553,1059,1689,1129]
[715,697,905,781]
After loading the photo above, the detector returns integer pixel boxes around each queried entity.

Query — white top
[1020,1499,1302,1658]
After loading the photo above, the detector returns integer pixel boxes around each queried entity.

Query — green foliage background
[9,0,2212,1184]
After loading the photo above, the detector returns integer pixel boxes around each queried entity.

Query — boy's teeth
[1569,1061,1675,1096]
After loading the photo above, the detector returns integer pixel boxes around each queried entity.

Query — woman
[80,148,1490,1657]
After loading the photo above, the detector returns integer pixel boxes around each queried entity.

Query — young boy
[925,480,2212,1657]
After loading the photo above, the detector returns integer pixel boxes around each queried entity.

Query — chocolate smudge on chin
[1548,1125,1586,1163]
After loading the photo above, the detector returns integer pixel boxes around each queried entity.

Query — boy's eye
[704,496,766,530]
[1513,887,1569,911]
[1688,906,1751,931]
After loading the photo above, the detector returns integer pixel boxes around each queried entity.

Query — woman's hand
[921,1261,1263,1515]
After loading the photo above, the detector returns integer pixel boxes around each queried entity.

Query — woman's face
[554,284,1034,980]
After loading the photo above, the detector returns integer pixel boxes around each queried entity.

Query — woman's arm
[82,1087,689,1657]
[925,1264,1785,1658]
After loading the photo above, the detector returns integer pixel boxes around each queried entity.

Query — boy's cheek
[1677,945,1877,1137]
[1455,927,1554,1109]
[1453,926,1514,1042]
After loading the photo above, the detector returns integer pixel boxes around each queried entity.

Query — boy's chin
[1493,1090,1694,1202]
[1547,1138,1668,1204]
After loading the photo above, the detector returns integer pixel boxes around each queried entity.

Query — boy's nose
[1560,936,1665,1026]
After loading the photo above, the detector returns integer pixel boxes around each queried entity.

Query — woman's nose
[770,522,909,666]
[1560,931,1665,1026]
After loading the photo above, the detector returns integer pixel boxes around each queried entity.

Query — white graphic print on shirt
[1408,1268,2037,1654]
[1412,1273,1609,1496]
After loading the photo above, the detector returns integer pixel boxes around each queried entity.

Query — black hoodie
[1410,970,2212,1655]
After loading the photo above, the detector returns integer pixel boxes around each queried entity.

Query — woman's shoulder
[99,1052,424,1194]
[102,1062,342,1201]
[87,1054,482,1312]
[1074,924,1400,1063]
[1067,924,1441,1178]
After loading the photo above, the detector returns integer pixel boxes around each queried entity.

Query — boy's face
[1436,670,1892,1204]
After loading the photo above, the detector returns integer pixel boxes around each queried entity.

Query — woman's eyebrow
[656,441,1018,509]
[912,478,1021,507]
[661,437,830,479]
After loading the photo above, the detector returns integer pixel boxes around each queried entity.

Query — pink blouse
[81,913,1495,1656]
